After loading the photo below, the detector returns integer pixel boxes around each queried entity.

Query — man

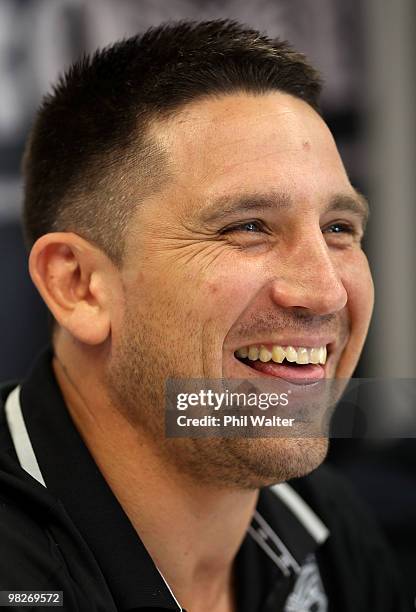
[0,19,408,612]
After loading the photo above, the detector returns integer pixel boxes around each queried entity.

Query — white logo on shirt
[285,554,328,612]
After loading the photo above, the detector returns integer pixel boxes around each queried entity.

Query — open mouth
[234,344,328,382]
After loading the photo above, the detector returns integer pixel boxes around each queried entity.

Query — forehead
[151,91,351,204]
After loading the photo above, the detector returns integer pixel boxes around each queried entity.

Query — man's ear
[29,233,118,345]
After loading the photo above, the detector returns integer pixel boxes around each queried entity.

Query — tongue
[249,360,324,383]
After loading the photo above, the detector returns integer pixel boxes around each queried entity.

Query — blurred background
[0,0,415,605]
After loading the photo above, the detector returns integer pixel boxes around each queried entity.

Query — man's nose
[269,233,347,316]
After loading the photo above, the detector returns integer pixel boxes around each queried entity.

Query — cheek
[336,251,374,377]
[200,262,267,330]
[125,256,266,339]
[343,251,374,332]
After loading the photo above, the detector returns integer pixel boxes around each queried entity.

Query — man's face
[108,92,374,487]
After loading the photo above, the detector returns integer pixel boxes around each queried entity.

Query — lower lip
[240,359,325,384]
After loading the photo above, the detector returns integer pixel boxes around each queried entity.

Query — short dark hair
[22,19,322,264]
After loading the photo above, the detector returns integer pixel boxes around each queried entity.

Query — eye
[322,220,364,247]
[220,220,266,234]
[324,222,355,234]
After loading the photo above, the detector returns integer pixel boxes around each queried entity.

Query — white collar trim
[5,385,46,487]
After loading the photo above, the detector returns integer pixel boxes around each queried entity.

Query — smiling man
[0,19,408,612]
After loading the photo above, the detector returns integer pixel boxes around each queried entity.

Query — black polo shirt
[0,350,410,611]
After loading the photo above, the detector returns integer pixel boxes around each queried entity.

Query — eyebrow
[200,189,370,228]
[325,192,370,229]
[200,191,291,223]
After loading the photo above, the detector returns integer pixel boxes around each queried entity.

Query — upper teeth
[236,345,327,365]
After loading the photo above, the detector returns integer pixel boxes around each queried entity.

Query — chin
[175,436,329,490]
[227,436,330,489]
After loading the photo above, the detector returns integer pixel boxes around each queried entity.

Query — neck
[52,347,258,612]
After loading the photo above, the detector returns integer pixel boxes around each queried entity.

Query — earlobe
[29,233,112,345]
